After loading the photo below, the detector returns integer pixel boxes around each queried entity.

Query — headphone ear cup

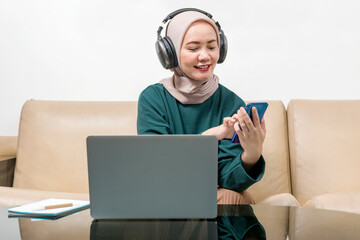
[218,30,228,64]
[155,37,178,69]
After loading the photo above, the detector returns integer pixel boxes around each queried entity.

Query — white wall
[1,0,359,136]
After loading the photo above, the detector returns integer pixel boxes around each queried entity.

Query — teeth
[197,65,209,69]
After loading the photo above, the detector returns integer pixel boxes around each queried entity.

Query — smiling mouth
[195,65,211,71]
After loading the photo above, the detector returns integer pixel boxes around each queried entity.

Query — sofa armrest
[0,136,17,187]
[0,187,89,207]
[304,192,360,214]
[257,193,300,207]
[0,136,17,157]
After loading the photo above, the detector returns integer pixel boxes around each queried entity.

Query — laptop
[86,135,218,219]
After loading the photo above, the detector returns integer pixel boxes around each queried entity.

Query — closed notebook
[8,198,90,220]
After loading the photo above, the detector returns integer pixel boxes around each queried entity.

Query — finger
[234,107,245,121]
[223,117,235,126]
[260,118,266,135]
[238,115,249,132]
[251,107,261,127]
[227,117,236,123]
[231,113,239,120]
[234,122,244,138]
[234,109,243,126]
[234,122,247,144]
[234,122,241,132]
[240,108,254,132]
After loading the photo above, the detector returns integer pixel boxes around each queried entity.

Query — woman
[137,9,266,204]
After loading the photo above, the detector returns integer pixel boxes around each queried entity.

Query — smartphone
[231,102,268,143]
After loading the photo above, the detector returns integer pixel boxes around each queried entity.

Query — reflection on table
[3,204,360,239]
[90,205,265,240]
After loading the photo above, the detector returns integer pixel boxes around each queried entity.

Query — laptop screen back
[87,135,218,219]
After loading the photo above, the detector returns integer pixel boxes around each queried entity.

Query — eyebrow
[184,39,217,45]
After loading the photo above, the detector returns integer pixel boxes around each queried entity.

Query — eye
[208,45,218,50]
[189,48,198,52]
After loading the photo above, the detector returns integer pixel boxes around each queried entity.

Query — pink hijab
[160,11,220,105]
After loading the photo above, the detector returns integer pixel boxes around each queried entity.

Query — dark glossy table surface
[1,204,360,239]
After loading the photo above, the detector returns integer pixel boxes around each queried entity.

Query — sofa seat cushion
[257,193,300,207]
[0,187,89,207]
[304,192,360,214]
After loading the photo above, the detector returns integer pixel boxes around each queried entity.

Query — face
[180,21,220,81]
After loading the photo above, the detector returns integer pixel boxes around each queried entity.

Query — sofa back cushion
[287,100,360,205]
[14,99,292,200]
[247,101,292,202]
[14,100,138,193]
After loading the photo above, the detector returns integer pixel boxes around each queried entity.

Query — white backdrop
[1,0,359,136]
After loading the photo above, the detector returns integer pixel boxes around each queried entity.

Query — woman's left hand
[233,107,266,172]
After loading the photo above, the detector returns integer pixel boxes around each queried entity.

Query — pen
[32,203,73,211]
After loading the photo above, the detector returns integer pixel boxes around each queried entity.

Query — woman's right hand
[202,115,237,140]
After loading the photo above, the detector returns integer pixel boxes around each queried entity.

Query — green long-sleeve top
[137,83,265,192]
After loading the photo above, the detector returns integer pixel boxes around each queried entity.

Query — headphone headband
[162,8,213,23]
[157,8,222,40]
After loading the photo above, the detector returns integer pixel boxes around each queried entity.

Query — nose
[198,49,210,62]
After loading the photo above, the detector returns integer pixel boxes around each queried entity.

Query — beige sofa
[287,100,360,213]
[1,99,359,214]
